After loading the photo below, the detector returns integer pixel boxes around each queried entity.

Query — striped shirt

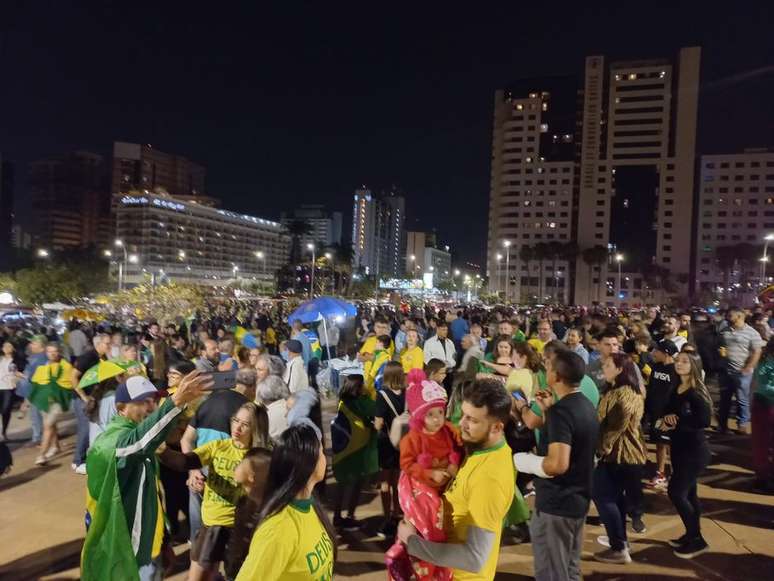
[721,323,765,371]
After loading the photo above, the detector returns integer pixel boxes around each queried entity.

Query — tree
[519,245,535,302]
[715,245,736,296]
[533,242,549,301]
[560,242,579,304]
[582,245,608,304]
[327,242,355,295]
[284,220,314,265]
[545,241,564,303]
[15,266,83,304]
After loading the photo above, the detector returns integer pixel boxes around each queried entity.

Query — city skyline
[2,4,773,266]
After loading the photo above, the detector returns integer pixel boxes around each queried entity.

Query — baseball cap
[115,376,159,404]
[655,339,678,357]
[286,339,303,354]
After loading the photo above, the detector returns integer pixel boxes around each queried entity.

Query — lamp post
[615,253,624,300]
[496,253,503,297]
[325,252,335,294]
[503,240,511,304]
[115,239,128,291]
[255,250,267,288]
[760,234,774,288]
[307,243,316,298]
[232,264,239,283]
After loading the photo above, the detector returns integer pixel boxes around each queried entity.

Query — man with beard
[397,379,514,580]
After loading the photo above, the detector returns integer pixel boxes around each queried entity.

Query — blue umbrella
[288,296,357,324]
[288,296,357,361]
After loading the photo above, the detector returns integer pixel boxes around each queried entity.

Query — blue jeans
[592,463,639,552]
[719,369,753,429]
[30,404,42,443]
[189,489,203,542]
[71,397,90,465]
[138,557,162,581]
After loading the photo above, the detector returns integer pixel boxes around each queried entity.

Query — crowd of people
[0,299,773,580]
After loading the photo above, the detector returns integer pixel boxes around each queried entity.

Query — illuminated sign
[121,195,149,205]
[152,198,185,211]
[120,195,184,212]
[216,209,280,228]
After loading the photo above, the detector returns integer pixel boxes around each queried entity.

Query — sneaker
[593,548,632,564]
[71,463,78,471]
[648,472,668,488]
[35,455,47,466]
[597,535,610,548]
[631,516,647,534]
[673,538,709,559]
[334,516,360,531]
[43,447,59,460]
[74,464,87,475]
[668,535,689,548]
[504,523,531,544]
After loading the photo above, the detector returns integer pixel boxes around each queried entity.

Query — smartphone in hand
[203,370,237,391]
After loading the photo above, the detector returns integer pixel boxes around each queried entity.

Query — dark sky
[2,2,773,264]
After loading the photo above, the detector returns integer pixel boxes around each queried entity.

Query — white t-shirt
[0,357,17,391]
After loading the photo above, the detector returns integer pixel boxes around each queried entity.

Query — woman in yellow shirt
[399,329,424,374]
[160,402,270,581]
[237,424,336,580]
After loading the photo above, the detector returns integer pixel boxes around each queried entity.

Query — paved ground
[1,399,773,581]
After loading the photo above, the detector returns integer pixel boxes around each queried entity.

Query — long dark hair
[258,425,337,561]
[608,352,640,392]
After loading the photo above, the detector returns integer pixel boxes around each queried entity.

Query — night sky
[2,2,773,264]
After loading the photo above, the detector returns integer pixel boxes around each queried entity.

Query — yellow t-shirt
[194,438,247,527]
[527,338,546,354]
[360,336,395,359]
[443,439,515,581]
[505,368,537,399]
[400,346,424,373]
[236,500,334,581]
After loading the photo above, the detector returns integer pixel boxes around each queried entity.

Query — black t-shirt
[646,362,679,416]
[190,389,249,441]
[374,389,405,435]
[535,391,599,519]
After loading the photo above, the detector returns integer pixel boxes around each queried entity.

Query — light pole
[232,264,239,283]
[255,250,266,278]
[496,253,503,297]
[760,234,774,287]
[615,253,624,300]
[307,243,316,298]
[115,240,128,291]
[36,248,50,259]
[325,252,335,294]
[503,240,511,304]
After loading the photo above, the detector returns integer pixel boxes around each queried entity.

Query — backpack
[330,400,370,463]
[379,390,410,449]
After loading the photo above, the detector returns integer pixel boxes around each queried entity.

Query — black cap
[286,339,303,354]
[655,339,678,357]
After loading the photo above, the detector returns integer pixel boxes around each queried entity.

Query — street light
[615,253,624,300]
[503,240,512,304]
[255,250,266,279]
[36,248,50,258]
[232,264,239,282]
[325,252,335,294]
[114,239,128,291]
[307,243,316,298]
[760,234,774,287]
[496,253,503,297]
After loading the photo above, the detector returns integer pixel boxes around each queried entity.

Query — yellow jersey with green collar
[236,499,334,581]
[443,439,514,580]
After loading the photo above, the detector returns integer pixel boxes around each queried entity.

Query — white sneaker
[71,463,78,471]
[597,535,610,547]
[35,455,47,466]
[43,447,58,460]
[74,464,87,475]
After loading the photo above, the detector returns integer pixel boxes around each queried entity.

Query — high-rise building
[0,156,14,270]
[405,231,452,282]
[487,48,702,306]
[29,151,110,250]
[115,191,290,285]
[486,78,579,303]
[695,150,774,296]
[281,205,343,248]
[111,142,218,207]
[352,187,405,278]
[574,47,701,305]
